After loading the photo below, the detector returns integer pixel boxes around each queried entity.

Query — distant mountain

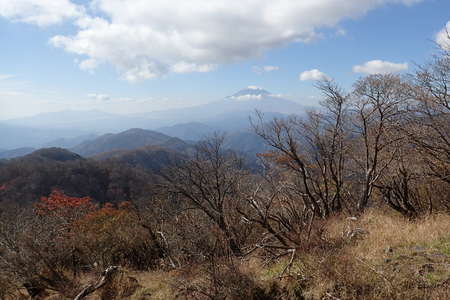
[5,87,305,131]
[223,87,304,115]
[20,148,83,163]
[151,87,305,138]
[72,128,189,157]
[230,86,272,98]
[136,87,306,123]
[156,122,215,141]
[2,87,308,150]
[0,147,36,159]
[42,133,99,149]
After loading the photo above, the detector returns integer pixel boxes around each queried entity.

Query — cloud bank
[352,60,408,74]
[1,0,422,80]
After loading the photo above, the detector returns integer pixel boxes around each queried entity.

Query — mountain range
[0,87,307,150]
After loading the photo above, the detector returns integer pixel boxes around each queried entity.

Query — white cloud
[0,74,14,80]
[299,69,329,81]
[353,60,408,74]
[88,93,110,101]
[0,0,422,80]
[0,0,83,26]
[43,0,422,81]
[436,21,450,51]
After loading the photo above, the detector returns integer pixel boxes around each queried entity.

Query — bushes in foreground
[1,203,449,299]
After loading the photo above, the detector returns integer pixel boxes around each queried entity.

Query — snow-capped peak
[228,87,272,101]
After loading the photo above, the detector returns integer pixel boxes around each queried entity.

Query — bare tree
[350,74,410,211]
[252,79,350,218]
[161,134,246,256]
[315,80,351,212]
[237,168,314,252]
[407,47,450,184]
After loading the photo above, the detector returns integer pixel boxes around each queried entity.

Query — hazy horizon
[0,86,309,121]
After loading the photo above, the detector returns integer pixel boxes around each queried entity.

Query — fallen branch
[74,266,119,300]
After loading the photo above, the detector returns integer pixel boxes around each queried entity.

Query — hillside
[20,147,84,162]
[0,148,158,205]
[71,128,189,157]
[42,133,99,149]
[92,145,186,173]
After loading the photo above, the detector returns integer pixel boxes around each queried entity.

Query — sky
[0,0,449,120]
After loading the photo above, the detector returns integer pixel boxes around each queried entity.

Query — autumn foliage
[35,190,95,217]
[34,190,135,233]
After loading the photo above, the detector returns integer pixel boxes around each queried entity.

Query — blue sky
[0,0,449,119]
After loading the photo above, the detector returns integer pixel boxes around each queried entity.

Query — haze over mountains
[0,87,306,157]
[0,87,296,205]
[71,128,190,157]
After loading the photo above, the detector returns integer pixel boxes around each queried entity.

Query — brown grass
[7,210,450,299]
[300,210,450,299]
[342,210,450,262]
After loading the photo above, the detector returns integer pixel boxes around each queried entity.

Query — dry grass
[299,210,450,299]
[129,270,176,300]
[341,210,450,262]
[7,210,450,299]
